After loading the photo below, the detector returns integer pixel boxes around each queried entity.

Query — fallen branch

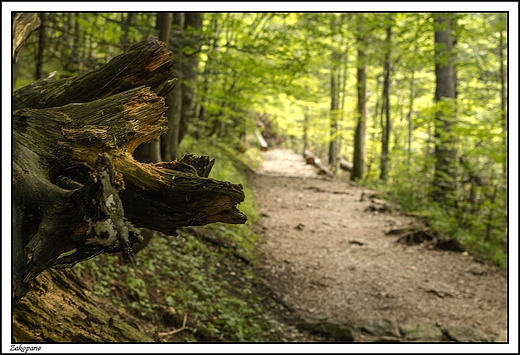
[339,156,353,173]
[386,225,465,252]
[303,150,333,177]
[158,312,189,337]
[256,130,268,151]
[304,186,352,195]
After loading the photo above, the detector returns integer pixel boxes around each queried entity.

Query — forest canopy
[7,9,513,265]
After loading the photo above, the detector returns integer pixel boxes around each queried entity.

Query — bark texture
[12,31,246,342]
[432,14,458,203]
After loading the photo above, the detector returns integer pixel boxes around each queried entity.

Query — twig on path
[304,186,352,195]
[158,312,188,337]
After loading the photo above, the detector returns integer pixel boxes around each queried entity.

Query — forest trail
[252,148,507,342]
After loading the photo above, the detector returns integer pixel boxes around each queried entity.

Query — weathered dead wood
[12,13,41,64]
[256,130,268,151]
[339,156,353,173]
[386,225,465,252]
[12,38,246,306]
[12,269,153,342]
[303,150,333,177]
[387,226,434,245]
[304,149,317,164]
[365,198,400,213]
[13,37,173,110]
[13,86,247,299]
[11,32,251,342]
[304,186,352,195]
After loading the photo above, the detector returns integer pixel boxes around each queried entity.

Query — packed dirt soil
[252,148,508,342]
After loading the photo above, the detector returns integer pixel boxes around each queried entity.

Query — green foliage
[74,137,274,341]
[78,227,273,341]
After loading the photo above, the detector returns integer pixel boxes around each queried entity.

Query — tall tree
[133,13,174,163]
[120,13,136,50]
[379,16,393,180]
[35,12,47,80]
[197,14,220,128]
[352,16,368,181]
[329,55,341,166]
[432,14,458,203]
[149,12,173,163]
[303,108,310,154]
[179,13,203,145]
[404,16,422,168]
[163,12,183,161]
[498,14,507,179]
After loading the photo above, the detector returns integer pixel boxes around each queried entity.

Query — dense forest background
[7,9,515,344]
[13,12,509,266]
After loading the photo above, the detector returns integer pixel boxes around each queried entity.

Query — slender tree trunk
[432,14,458,203]
[198,15,219,126]
[405,17,422,169]
[163,13,184,161]
[36,13,46,80]
[121,13,136,50]
[380,20,392,180]
[149,12,173,163]
[406,70,415,167]
[328,15,340,168]
[65,13,73,48]
[13,49,23,90]
[499,18,507,179]
[329,52,340,167]
[303,109,309,154]
[178,13,203,145]
[352,30,367,181]
[73,14,82,71]
[338,32,349,162]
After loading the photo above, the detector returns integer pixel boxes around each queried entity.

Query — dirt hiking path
[252,149,507,342]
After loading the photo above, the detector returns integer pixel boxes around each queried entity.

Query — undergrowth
[369,178,507,270]
[74,139,280,341]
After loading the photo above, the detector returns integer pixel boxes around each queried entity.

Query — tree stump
[11,23,247,342]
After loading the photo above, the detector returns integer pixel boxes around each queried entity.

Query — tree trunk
[303,110,309,154]
[328,16,340,168]
[13,13,41,64]
[178,12,203,145]
[121,13,136,50]
[148,12,174,163]
[198,15,220,129]
[406,70,415,167]
[338,26,349,163]
[35,13,47,80]
[499,16,507,179]
[432,14,458,203]
[11,36,246,341]
[163,13,184,161]
[379,19,392,180]
[329,64,339,167]
[352,26,367,181]
[12,13,41,90]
